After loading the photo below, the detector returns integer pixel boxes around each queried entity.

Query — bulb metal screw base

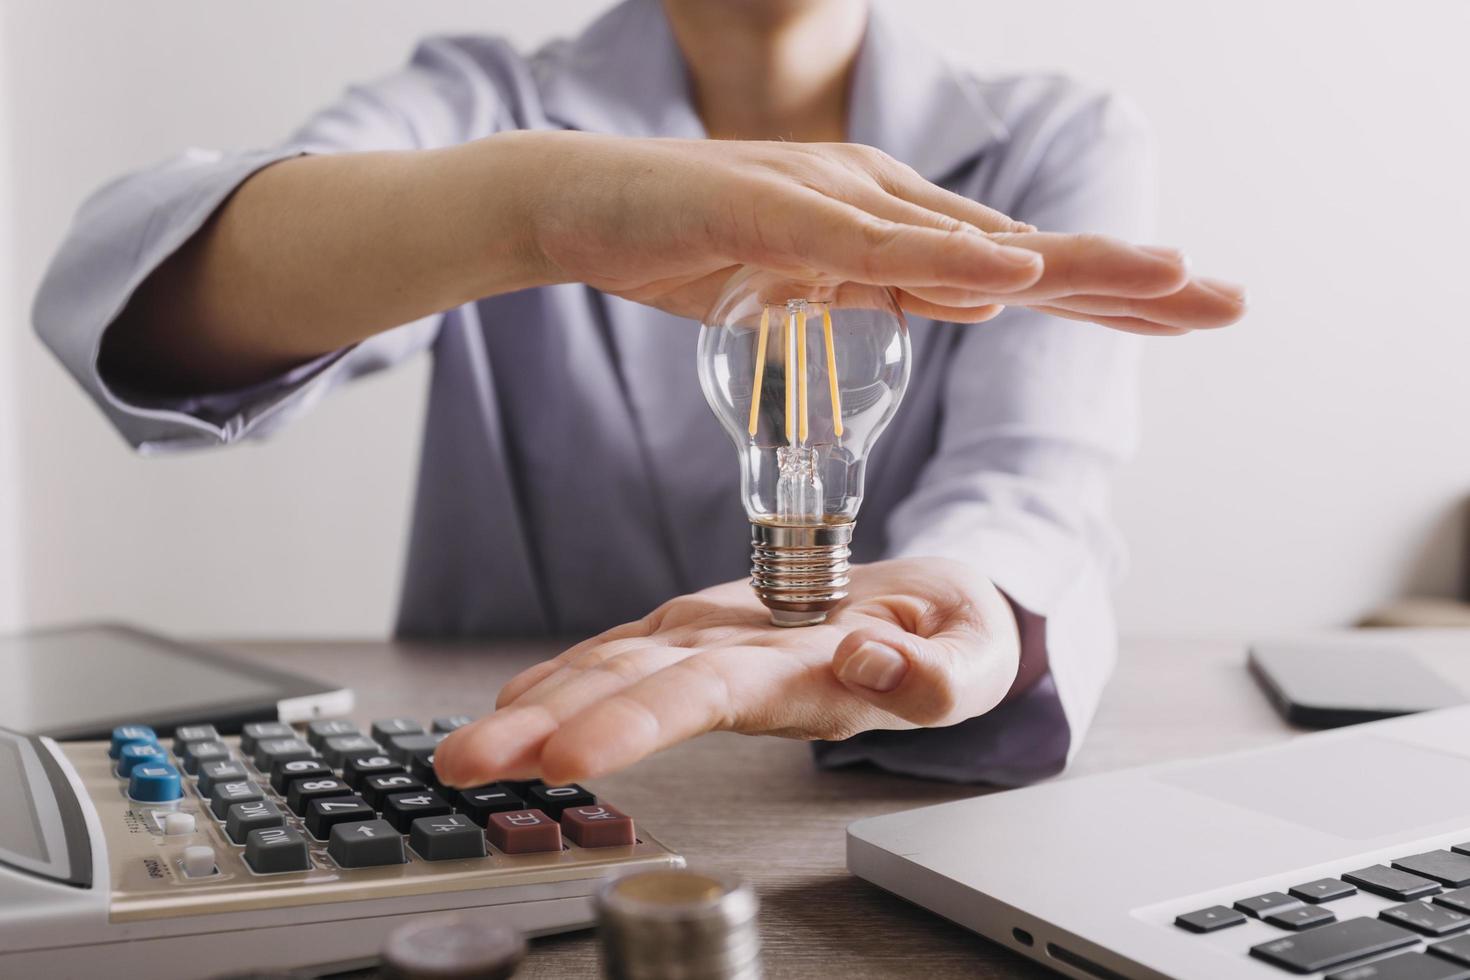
[749,521,854,627]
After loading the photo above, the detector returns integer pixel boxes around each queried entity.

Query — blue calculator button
[117,742,167,778]
[129,763,183,803]
[109,725,157,759]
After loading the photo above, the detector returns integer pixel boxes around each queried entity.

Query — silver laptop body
[849,705,1470,978]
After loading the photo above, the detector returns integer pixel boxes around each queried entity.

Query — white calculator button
[163,812,196,836]
[181,845,217,878]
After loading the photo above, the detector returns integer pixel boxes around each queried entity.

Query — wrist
[452,130,570,297]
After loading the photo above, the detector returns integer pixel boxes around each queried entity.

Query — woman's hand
[526,133,1245,334]
[433,558,1021,788]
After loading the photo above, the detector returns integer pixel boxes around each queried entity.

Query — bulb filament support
[750,521,854,627]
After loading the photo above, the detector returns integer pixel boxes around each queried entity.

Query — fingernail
[840,641,909,693]
[1199,276,1247,304]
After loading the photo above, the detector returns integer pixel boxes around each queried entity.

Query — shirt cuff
[811,670,1070,786]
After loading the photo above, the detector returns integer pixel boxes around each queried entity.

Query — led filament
[746,301,844,445]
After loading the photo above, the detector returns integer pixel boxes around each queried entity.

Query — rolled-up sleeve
[31,37,508,453]
[814,92,1153,784]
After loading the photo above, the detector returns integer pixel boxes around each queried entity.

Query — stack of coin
[595,869,761,979]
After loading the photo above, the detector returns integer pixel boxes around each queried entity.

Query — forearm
[103,130,556,393]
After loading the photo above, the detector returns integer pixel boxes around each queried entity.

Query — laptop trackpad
[1157,735,1470,840]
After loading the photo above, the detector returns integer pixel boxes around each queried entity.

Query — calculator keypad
[94,714,660,908]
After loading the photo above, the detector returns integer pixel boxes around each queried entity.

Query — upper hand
[433,558,1021,788]
[522,132,1245,334]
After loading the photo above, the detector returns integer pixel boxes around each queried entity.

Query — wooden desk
[218,631,1470,979]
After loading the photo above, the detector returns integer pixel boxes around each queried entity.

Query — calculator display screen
[0,737,46,863]
[0,627,279,735]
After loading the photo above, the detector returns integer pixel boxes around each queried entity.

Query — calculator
[0,715,683,980]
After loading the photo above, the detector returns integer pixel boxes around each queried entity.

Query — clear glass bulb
[698,268,911,626]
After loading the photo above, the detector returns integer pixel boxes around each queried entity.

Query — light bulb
[698,268,911,627]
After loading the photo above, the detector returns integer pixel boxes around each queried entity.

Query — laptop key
[1430,934,1470,967]
[1236,892,1303,919]
[1252,917,1419,974]
[1346,865,1443,901]
[1268,906,1338,931]
[1174,905,1246,933]
[1292,878,1359,904]
[1397,853,1470,889]
[1383,901,1470,937]
[1326,952,1470,980]
[1436,889,1470,916]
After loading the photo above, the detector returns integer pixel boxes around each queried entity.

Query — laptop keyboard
[1174,844,1470,977]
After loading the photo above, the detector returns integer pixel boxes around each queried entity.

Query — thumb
[831,619,1018,728]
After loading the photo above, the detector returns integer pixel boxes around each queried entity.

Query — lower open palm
[434,558,1020,788]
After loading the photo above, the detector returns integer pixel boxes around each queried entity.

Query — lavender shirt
[34,0,1148,784]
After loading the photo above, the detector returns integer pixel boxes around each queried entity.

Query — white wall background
[3,0,1467,639]
[1,4,22,630]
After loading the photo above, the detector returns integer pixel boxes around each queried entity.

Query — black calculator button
[387,733,444,763]
[344,755,406,789]
[209,780,264,820]
[408,749,442,787]
[270,758,334,794]
[328,819,406,868]
[371,718,424,743]
[1252,917,1419,973]
[239,721,295,755]
[244,826,311,874]
[323,735,384,768]
[432,715,473,733]
[172,725,220,752]
[306,719,360,750]
[179,740,231,775]
[1174,905,1246,933]
[362,774,427,809]
[528,783,596,819]
[1292,878,1358,904]
[1382,902,1470,937]
[1267,906,1338,931]
[1327,952,1470,979]
[382,790,453,832]
[253,737,316,772]
[305,796,376,840]
[1396,853,1470,889]
[1431,934,1470,966]
[197,760,249,795]
[457,785,526,826]
[226,799,286,845]
[1346,865,1443,901]
[409,813,486,861]
[1235,892,1303,920]
[287,777,355,815]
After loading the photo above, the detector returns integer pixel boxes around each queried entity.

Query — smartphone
[1248,640,1465,728]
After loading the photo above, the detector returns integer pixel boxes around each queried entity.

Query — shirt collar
[539,0,1009,182]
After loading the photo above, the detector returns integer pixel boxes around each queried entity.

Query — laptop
[849,704,1470,979]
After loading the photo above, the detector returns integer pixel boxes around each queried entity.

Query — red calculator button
[487,809,562,854]
[561,804,635,848]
